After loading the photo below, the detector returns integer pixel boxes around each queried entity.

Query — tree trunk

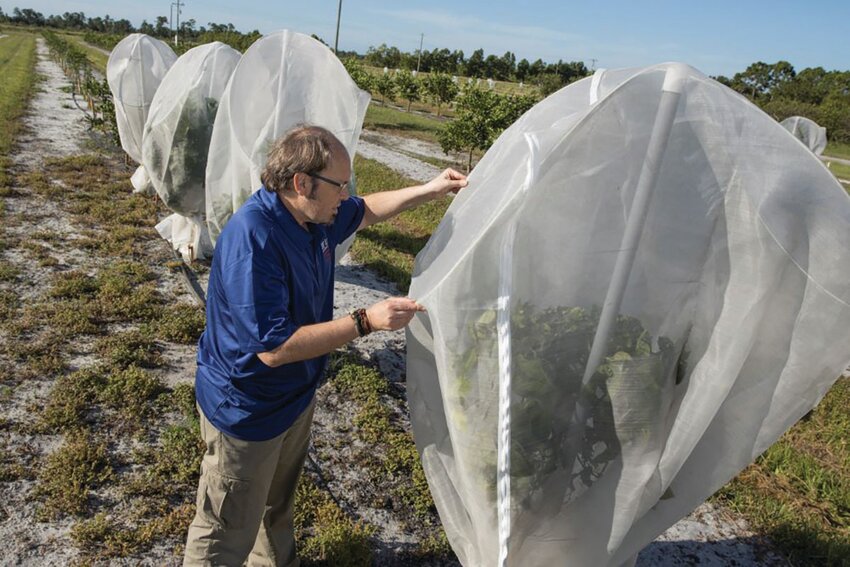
[407,99,412,112]
[467,149,473,173]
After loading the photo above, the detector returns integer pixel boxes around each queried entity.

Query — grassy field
[352,154,850,566]
[0,31,38,191]
[351,155,450,292]
[364,103,445,144]
[825,159,850,192]
[825,141,850,161]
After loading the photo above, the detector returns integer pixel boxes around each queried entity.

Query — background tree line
[0,6,262,53]
[716,61,850,142]
[363,43,588,95]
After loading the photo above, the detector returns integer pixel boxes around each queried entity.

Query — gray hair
[261,125,344,193]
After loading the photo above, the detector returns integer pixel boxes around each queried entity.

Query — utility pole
[416,33,424,74]
[334,0,342,54]
[172,0,184,47]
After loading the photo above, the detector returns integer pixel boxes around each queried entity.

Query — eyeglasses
[308,172,349,194]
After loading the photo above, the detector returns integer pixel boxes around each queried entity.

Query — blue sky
[5,1,848,77]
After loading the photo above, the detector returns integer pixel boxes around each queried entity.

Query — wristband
[360,308,373,334]
[350,308,371,337]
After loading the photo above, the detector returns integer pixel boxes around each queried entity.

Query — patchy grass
[101,365,166,425]
[0,259,20,282]
[126,420,203,502]
[295,475,374,566]
[95,330,163,369]
[32,298,102,336]
[149,303,206,344]
[329,358,437,522]
[72,504,196,560]
[1,326,67,380]
[351,155,450,292]
[0,289,18,321]
[34,430,113,520]
[715,376,850,566]
[48,270,99,298]
[0,440,38,482]
[38,367,106,432]
[94,261,163,323]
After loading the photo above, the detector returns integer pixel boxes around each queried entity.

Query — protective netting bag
[205,30,370,260]
[780,115,827,155]
[141,42,241,260]
[107,33,177,193]
[406,63,850,566]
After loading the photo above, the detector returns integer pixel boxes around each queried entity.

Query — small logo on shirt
[321,238,331,260]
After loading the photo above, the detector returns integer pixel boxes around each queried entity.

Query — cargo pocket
[196,462,253,531]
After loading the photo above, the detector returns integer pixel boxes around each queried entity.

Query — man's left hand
[424,168,468,198]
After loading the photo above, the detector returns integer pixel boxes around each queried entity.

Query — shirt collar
[259,186,314,248]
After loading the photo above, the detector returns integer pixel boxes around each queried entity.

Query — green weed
[126,422,202,498]
[34,430,113,520]
[48,270,99,298]
[2,332,67,380]
[35,298,102,336]
[71,513,145,558]
[95,330,163,369]
[295,476,374,566]
[38,366,107,432]
[150,304,206,344]
[72,503,195,560]
[101,365,165,424]
[0,441,38,482]
[0,289,18,320]
[0,260,19,282]
[165,382,198,421]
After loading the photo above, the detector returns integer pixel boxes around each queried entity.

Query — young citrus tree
[394,69,421,112]
[438,86,537,171]
[374,72,396,106]
[342,57,373,93]
[423,72,459,117]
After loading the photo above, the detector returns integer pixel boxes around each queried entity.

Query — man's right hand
[366,297,426,331]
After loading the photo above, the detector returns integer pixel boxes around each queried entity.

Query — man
[184,124,467,566]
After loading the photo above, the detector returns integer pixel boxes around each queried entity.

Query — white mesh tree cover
[205,30,371,260]
[780,115,828,156]
[406,63,850,567]
[106,34,177,193]
[141,42,241,260]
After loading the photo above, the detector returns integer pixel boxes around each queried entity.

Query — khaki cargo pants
[183,398,316,566]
